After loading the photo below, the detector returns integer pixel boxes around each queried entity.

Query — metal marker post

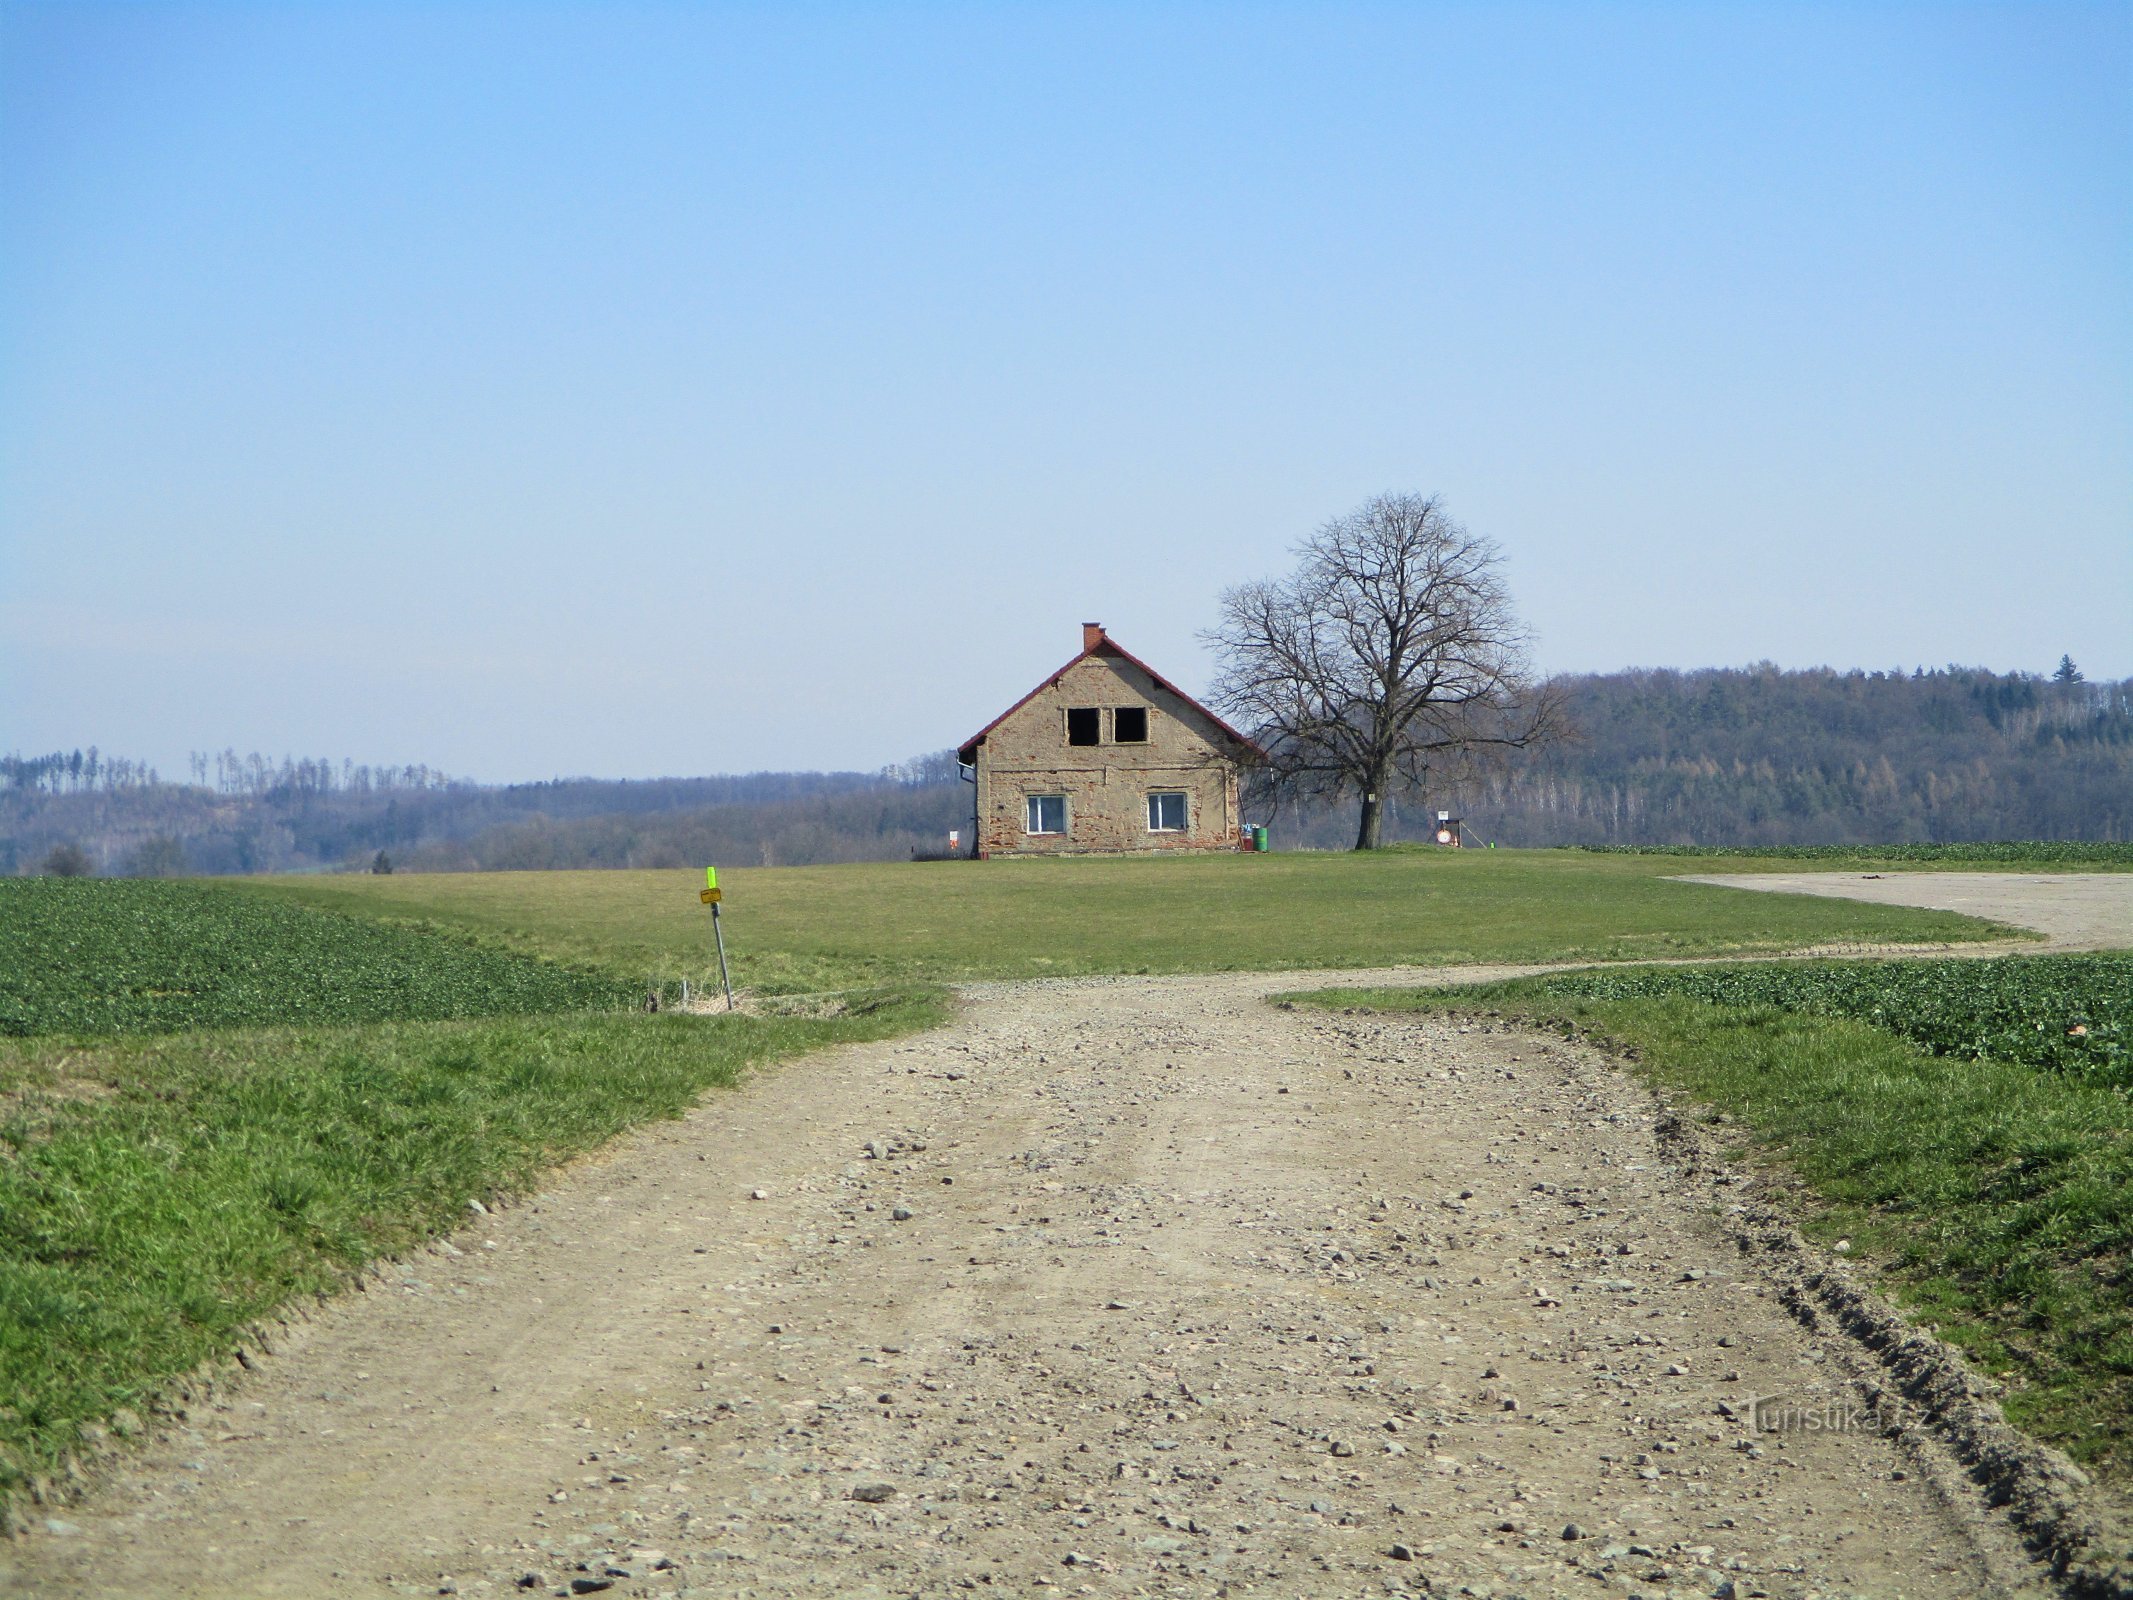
[711,901,733,1010]
[701,867,734,1010]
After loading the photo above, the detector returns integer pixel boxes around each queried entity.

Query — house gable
[957,624,1259,766]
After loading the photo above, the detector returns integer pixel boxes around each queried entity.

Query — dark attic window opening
[1066,707,1101,746]
[1113,706,1149,743]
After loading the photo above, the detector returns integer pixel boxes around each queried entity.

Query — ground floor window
[1026,794,1068,834]
[1147,791,1188,832]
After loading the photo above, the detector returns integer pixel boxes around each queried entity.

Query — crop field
[1499,953,2132,1083]
[253,848,2018,996]
[1292,954,2133,1477]
[0,879,632,1037]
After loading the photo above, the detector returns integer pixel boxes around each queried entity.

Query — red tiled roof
[955,629,1264,764]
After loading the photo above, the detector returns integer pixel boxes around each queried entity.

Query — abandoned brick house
[956,624,1261,858]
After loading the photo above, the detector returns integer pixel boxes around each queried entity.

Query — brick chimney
[1082,622,1106,653]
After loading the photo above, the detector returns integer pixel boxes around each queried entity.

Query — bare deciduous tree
[1204,492,1563,850]
[124,835,188,878]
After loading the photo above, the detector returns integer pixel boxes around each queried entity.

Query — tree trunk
[1354,786,1385,850]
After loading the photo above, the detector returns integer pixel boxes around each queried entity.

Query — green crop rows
[1571,841,2133,865]
[1518,954,2132,1084]
[0,880,632,1037]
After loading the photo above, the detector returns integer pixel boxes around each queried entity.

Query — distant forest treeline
[1299,662,2133,851]
[5,665,2127,875]
[0,750,966,877]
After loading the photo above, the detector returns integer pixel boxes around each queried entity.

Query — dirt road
[6,957,2065,1600]
[1678,871,2133,952]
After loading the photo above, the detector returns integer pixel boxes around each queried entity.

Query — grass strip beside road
[0,989,945,1513]
[1283,962,2133,1483]
[255,850,2019,997]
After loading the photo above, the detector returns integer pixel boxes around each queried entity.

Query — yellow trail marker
[705,865,719,890]
[699,888,722,904]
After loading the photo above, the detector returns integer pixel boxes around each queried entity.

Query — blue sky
[3,1,2126,781]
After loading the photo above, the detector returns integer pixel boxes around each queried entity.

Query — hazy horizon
[6,4,2127,785]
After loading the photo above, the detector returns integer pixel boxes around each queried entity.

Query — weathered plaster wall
[973,654,1244,857]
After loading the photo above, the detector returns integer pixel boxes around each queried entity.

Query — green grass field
[1285,959,2133,1482]
[254,848,2020,995]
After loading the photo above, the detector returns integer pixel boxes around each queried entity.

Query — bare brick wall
[972,653,1247,857]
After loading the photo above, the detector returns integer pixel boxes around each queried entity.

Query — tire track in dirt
[4,965,2060,1600]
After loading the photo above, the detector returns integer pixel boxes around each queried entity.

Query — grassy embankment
[0,880,939,1513]
[1285,954,2133,1482]
[257,846,2024,997]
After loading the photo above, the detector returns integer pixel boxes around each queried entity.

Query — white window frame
[1146,791,1188,832]
[1025,794,1068,835]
